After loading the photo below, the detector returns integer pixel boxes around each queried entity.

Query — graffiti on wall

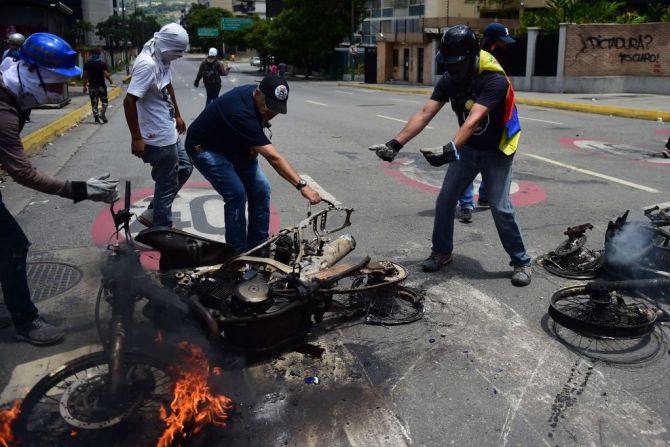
[565,23,670,76]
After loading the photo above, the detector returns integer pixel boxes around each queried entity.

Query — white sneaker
[662,148,670,158]
[137,208,154,227]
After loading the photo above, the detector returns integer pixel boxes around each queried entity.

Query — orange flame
[156,342,233,447]
[155,330,163,344]
[0,400,21,447]
[70,430,78,437]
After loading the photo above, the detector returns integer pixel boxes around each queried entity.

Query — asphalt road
[1,58,669,446]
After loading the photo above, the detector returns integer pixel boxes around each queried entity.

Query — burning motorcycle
[11,180,422,445]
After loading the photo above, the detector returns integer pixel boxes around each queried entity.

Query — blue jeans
[205,84,221,106]
[0,191,38,326]
[459,180,488,210]
[142,139,193,227]
[187,149,271,252]
[432,148,531,267]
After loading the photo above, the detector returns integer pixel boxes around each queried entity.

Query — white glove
[86,173,120,203]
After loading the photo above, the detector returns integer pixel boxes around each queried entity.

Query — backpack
[202,61,220,85]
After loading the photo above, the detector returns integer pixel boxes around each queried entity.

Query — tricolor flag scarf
[477,50,521,155]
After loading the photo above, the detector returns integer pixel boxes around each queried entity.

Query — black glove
[194,81,199,88]
[420,141,460,167]
[368,139,403,162]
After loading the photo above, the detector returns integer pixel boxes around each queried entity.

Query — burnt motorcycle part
[15,352,174,447]
[324,260,409,294]
[189,295,221,339]
[539,223,604,279]
[232,276,274,315]
[135,227,238,270]
[356,285,424,325]
[548,284,657,339]
[644,205,670,227]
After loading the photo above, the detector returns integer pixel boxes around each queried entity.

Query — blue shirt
[430,71,508,150]
[185,85,271,163]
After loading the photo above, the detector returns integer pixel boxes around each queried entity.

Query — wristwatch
[295,178,307,190]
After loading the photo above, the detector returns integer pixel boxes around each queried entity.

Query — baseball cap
[259,75,289,114]
[208,47,217,57]
[484,23,515,44]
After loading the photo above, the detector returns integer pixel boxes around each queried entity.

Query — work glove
[193,81,199,88]
[368,139,403,162]
[420,141,460,167]
[71,173,120,203]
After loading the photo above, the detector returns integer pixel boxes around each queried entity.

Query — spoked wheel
[326,260,408,294]
[548,285,657,339]
[15,352,174,447]
[539,248,604,279]
[335,285,424,325]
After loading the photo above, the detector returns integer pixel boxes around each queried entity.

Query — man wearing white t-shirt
[123,23,192,227]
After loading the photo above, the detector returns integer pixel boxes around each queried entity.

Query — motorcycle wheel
[15,351,174,447]
[339,285,424,325]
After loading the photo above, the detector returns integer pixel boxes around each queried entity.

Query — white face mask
[161,50,183,62]
[1,60,70,109]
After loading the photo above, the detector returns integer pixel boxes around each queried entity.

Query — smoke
[604,221,654,270]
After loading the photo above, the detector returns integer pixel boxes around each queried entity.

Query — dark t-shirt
[430,71,509,150]
[83,59,108,88]
[185,85,271,163]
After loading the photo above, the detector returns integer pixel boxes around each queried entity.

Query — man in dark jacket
[0,33,119,345]
[194,48,229,106]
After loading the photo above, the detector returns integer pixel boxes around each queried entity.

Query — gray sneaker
[137,208,154,227]
[511,265,532,287]
[15,316,65,346]
[421,252,453,272]
[457,207,473,223]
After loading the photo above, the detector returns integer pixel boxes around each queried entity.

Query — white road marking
[524,153,660,193]
[519,117,563,125]
[198,92,205,98]
[1,344,102,403]
[376,114,433,130]
[306,100,328,106]
[390,97,421,104]
[335,90,354,95]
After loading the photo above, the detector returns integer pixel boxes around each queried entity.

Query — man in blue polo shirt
[185,75,321,252]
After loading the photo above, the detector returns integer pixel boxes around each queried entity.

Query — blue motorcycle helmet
[17,32,82,77]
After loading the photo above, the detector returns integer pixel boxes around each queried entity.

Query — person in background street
[456,22,516,223]
[270,63,279,75]
[368,25,532,286]
[663,136,670,158]
[123,23,193,228]
[0,33,120,345]
[82,49,114,124]
[278,62,287,78]
[2,33,25,61]
[194,47,229,106]
[185,75,321,252]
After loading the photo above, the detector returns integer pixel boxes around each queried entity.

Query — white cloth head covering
[208,48,217,57]
[0,58,71,108]
[139,23,189,89]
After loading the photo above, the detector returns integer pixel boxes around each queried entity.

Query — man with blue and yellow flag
[367,25,532,286]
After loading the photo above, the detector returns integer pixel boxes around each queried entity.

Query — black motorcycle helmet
[436,25,480,85]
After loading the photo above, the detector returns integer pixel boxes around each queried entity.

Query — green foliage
[522,0,624,31]
[261,0,365,76]
[183,3,233,51]
[242,19,272,58]
[128,10,162,48]
[96,12,162,50]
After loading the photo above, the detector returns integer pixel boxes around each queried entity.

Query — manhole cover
[0,262,83,303]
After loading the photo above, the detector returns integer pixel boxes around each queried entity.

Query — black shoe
[15,316,65,346]
[100,114,108,123]
[94,115,101,124]
[0,303,10,329]
[477,199,491,208]
[421,252,453,272]
[511,265,532,287]
[457,207,473,223]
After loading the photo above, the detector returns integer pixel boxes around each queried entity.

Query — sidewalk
[19,71,127,155]
[338,81,670,122]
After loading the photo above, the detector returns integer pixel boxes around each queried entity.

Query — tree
[265,0,365,76]
[183,3,233,52]
[96,14,130,61]
[66,19,93,46]
[522,0,626,30]
[128,10,162,49]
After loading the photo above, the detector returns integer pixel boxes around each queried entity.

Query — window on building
[393,49,399,67]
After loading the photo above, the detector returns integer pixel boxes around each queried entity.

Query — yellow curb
[21,86,124,156]
[338,82,670,122]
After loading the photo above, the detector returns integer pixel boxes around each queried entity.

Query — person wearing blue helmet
[0,32,120,345]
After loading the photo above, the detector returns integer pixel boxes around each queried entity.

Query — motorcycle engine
[231,274,274,315]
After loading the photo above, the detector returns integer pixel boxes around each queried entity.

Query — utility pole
[122,0,129,75]
[349,0,354,80]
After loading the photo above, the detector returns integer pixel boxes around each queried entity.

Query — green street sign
[220,18,254,31]
[197,27,219,37]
